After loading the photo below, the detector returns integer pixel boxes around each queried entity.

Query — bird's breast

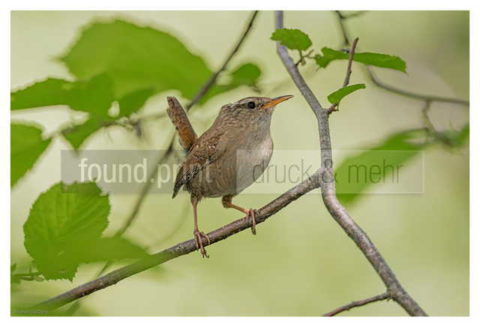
[227,134,274,195]
[194,134,273,198]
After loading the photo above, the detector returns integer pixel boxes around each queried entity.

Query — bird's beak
[261,95,294,110]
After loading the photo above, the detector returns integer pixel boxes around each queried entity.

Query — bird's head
[219,95,293,125]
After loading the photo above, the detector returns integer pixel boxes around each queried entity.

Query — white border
[1,2,11,322]
[1,0,476,10]
[2,0,478,325]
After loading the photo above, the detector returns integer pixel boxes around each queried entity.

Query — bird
[167,95,293,257]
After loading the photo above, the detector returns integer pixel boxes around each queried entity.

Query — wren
[167,95,293,257]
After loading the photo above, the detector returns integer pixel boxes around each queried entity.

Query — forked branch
[274,11,427,316]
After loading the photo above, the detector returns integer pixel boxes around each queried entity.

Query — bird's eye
[247,101,256,109]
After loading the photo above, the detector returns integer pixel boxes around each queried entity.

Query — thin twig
[421,100,435,132]
[367,68,469,105]
[335,11,469,106]
[327,37,359,113]
[274,11,427,316]
[336,11,367,21]
[339,11,367,20]
[187,11,259,107]
[335,10,352,47]
[323,292,391,316]
[421,100,455,146]
[342,37,359,87]
[28,172,321,312]
[295,49,315,66]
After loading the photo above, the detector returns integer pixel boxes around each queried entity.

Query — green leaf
[336,124,469,206]
[271,28,312,51]
[441,124,469,147]
[327,84,366,105]
[62,118,103,150]
[229,63,262,85]
[314,47,351,68]
[11,123,52,187]
[12,75,117,150]
[335,129,427,205]
[118,88,155,117]
[315,47,407,72]
[354,52,406,72]
[60,19,212,100]
[70,237,148,262]
[11,74,114,116]
[23,182,110,280]
[66,73,114,115]
[12,19,264,145]
[201,63,262,103]
[11,78,72,110]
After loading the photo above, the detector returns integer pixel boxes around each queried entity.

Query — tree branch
[274,11,427,316]
[30,171,321,313]
[334,11,469,107]
[323,292,390,316]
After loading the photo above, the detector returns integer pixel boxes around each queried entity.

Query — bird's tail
[172,165,185,198]
[166,96,197,152]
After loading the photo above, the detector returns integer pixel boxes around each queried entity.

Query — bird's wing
[172,131,226,198]
[167,96,197,151]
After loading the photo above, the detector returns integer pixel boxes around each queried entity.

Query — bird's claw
[193,229,210,258]
[246,209,257,235]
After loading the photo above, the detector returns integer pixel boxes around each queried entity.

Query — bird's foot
[193,229,210,258]
[246,209,257,235]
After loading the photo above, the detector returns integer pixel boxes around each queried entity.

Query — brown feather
[172,131,225,198]
[166,96,197,151]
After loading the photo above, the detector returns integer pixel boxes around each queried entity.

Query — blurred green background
[11,11,469,316]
